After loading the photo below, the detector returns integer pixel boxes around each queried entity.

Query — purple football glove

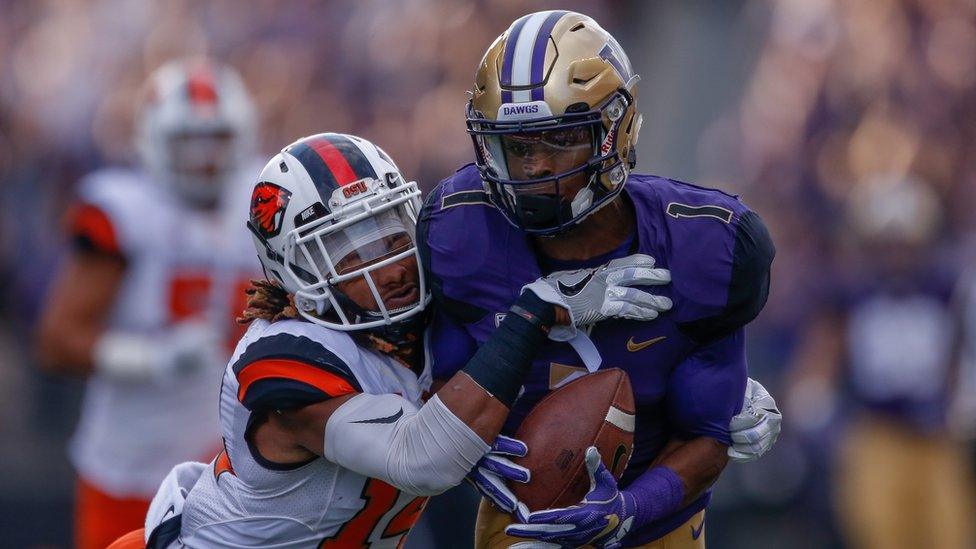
[506,446,636,549]
[467,435,530,514]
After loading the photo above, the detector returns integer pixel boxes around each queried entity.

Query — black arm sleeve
[461,290,554,407]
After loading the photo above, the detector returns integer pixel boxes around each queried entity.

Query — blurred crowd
[1,0,974,547]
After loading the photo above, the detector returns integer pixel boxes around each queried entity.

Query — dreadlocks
[237,279,299,324]
[237,279,423,372]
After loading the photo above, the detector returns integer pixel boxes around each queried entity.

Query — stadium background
[1,0,974,547]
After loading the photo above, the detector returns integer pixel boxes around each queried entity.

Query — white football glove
[155,320,225,383]
[523,254,672,342]
[94,320,225,385]
[728,377,782,462]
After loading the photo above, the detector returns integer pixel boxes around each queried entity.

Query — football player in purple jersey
[418,10,780,548]
[788,176,974,549]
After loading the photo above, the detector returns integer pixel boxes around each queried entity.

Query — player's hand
[506,446,635,549]
[728,377,782,462]
[467,435,530,514]
[154,320,224,384]
[523,254,672,342]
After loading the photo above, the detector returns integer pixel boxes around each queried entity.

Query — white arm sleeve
[323,393,490,496]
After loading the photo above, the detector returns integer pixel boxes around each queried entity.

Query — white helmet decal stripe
[510,11,552,101]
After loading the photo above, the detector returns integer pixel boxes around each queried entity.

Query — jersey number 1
[319,479,428,548]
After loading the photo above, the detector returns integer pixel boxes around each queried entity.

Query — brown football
[511,368,635,512]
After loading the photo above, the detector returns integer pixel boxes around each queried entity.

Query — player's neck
[531,195,635,262]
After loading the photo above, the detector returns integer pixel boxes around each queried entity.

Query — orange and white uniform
[66,166,261,547]
[145,318,433,548]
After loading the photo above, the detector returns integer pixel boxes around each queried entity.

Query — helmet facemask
[467,91,633,235]
[137,59,256,210]
[166,127,238,208]
[282,176,429,332]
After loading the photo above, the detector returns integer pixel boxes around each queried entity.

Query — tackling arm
[265,290,557,495]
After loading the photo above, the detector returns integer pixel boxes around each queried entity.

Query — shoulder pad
[628,175,774,341]
[232,321,362,411]
[73,168,162,255]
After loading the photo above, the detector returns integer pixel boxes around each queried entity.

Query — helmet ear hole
[566,102,590,113]
[567,58,607,89]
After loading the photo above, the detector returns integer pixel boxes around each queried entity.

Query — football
[511,368,636,512]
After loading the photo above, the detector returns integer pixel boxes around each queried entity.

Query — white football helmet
[247,133,428,334]
[136,57,256,207]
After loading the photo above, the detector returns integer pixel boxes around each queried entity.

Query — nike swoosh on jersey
[690,516,705,540]
[352,408,404,424]
[626,335,667,352]
[557,271,595,296]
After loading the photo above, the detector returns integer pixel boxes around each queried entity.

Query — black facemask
[514,194,574,232]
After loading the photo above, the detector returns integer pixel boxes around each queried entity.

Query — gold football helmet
[466,11,642,234]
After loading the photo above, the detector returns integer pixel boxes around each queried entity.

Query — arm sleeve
[325,393,489,496]
[232,333,362,411]
[665,329,748,445]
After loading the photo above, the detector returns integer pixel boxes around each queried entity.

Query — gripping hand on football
[728,377,782,462]
[467,435,530,514]
[506,446,635,549]
[523,254,672,342]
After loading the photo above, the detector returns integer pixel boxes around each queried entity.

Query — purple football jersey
[419,164,774,544]
[836,272,956,432]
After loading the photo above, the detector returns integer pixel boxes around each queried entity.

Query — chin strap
[354,309,428,370]
[568,330,602,373]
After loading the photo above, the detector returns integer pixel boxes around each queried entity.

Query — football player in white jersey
[105,132,675,549]
[36,58,262,549]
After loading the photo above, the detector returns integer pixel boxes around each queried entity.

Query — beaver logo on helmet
[250,182,292,238]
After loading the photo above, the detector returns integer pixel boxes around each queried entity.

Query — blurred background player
[34,58,262,549]
[421,10,778,548]
[787,176,976,549]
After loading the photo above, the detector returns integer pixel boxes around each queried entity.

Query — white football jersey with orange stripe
[172,318,432,548]
[67,166,262,498]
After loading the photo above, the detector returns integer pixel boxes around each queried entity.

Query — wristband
[508,303,551,335]
[461,291,554,407]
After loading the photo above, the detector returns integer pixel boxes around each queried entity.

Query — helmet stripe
[510,12,550,103]
[530,11,567,101]
[186,67,218,105]
[309,137,358,185]
[500,15,529,104]
[287,142,342,201]
[319,134,378,183]
[286,134,379,204]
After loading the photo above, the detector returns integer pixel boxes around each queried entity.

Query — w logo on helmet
[250,182,292,238]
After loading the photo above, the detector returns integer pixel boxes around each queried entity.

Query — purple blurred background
[1,1,974,547]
